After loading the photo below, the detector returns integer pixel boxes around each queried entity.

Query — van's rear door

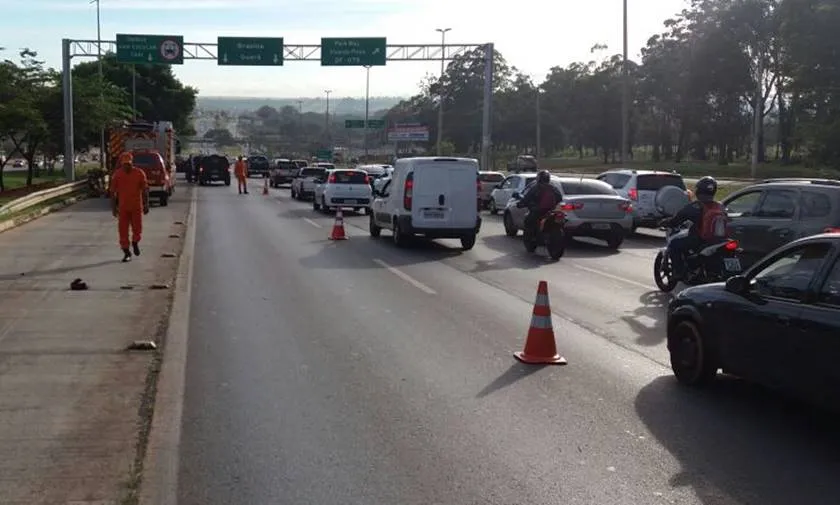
[411,158,478,229]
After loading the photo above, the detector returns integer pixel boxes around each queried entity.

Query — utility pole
[297,99,304,150]
[435,28,451,156]
[364,66,371,159]
[751,56,763,179]
[91,0,105,171]
[536,87,541,158]
[620,0,629,165]
[131,65,137,119]
[324,89,332,146]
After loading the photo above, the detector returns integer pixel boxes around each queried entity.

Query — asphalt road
[177,178,840,505]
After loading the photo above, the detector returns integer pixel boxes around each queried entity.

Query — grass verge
[0,191,86,227]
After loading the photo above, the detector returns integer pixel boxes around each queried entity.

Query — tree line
[384,0,840,169]
[0,51,197,191]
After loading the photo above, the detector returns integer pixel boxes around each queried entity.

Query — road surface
[177,178,840,505]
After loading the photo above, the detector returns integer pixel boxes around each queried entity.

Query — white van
[369,157,482,250]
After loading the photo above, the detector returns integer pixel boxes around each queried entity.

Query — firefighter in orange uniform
[234,156,248,194]
[110,152,150,262]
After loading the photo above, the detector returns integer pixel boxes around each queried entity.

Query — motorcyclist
[518,170,564,239]
[660,176,728,277]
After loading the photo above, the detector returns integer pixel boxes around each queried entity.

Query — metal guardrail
[0,180,87,217]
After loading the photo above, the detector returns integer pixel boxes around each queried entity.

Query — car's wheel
[313,199,320,211]
[291,188,297,199]
[160,194,168,207]
[460,233,476,251]
[369,214,381,237]
[489,199,498,215]
[669,319,718,386]
[224,177,231,186]
[606,233,624,250]
[392,220,407,247]
[654,251,678,292]
[503,212,518,237]
[321,196,330,213]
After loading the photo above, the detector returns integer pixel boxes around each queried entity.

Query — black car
[246,155,270,178]
[667,231,840,408]
[198,154,231,186]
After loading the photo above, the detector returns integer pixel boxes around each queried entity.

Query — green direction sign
[217,37,283,66]
[321,37,386,66]
[345,120,365,128]
[366,119,385,128]
[116,34,184,65]
[316,149,333,160]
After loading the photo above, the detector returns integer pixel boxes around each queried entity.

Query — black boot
[132,241,141,256]
[122,248,132,262]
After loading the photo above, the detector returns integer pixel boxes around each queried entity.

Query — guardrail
[0,180,88,218]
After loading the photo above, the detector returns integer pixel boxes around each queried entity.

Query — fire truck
[107,121,179,206]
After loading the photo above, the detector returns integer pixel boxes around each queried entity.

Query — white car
[291,166,328,201]
[369,156,481,250]
[313,169,373,214]
[487,173,539,214]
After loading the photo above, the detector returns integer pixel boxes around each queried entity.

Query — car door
[496,176,519,207]
[724,189,765,265]
[797,190,835,238]
[373,178,392,225]
[721,242,833,390]
[797,250,840,404]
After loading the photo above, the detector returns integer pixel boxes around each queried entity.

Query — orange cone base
[514,351,567,365]
[329,234,348,241]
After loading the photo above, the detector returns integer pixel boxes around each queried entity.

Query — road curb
[0,192,87,234]
[138,186,197,505]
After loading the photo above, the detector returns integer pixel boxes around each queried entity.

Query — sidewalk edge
[138,186,197,505]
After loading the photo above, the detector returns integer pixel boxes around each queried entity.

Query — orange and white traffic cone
[329,208,348,240]
[262,178,269,195]
[514,280,567,365]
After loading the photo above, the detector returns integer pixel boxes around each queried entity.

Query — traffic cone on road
[262,178,269,195]
[329,208,348,240]
[514,280,567,365]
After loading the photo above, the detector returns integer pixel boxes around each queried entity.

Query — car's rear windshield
[132,153,161,168]
[637,174,686,191]
[202,155,229,169]
[317,163,335,170]
[277,160,296,169]
[560,180,617,195]
[479,173,505,183]
[332,171,368,184]
[248,156,268,163]
[293,160,308,168]
[300,168,326,178]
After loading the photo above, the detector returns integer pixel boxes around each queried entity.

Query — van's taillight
[327,173,336,183]
[825,227,840,234]
[364,175,370,184]
[724,239,739,251]
[619,201,633,213]
[628,188,638,201]
[404,173,413,210]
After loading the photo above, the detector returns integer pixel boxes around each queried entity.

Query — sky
[2,0,690,99]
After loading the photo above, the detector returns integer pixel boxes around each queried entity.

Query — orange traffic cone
[514,281,567,365]
[329,208,348,240]
[262,178,269,195]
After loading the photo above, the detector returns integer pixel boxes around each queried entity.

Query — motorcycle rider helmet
[536,170,551,184]
[694,176,717,202]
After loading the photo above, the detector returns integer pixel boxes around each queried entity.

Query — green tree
[204,127,236,148]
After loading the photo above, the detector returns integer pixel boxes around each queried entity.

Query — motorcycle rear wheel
[548,229,566,260]
[654,251,679,292]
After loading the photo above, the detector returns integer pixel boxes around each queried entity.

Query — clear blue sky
[2,0,689,98]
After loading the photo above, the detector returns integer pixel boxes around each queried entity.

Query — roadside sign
[387,125,429,142]
[366,119,385,128]
[116,34,184,65]
[217,37,283,66]
[344,120,365,128]
[316,149,333,160]
[321,37,386,66]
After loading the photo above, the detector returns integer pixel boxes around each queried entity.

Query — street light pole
[536,87,541,158]
[435,28,451,156]
[324,89,332,146]
[91,0,105,171]
[364,65,370,159]
[620,0,629,165]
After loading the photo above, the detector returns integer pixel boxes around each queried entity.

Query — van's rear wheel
[369,214,381,238]
[393,220,407,247]
[460,233,476,251]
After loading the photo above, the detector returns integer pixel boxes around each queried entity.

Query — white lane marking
[373,258,437,295]
[571,262,656,291]
[303,218,323,228]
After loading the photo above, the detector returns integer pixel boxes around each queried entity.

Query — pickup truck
[270,158,298,187]
[507,155,539,173]
[246,155,271,178]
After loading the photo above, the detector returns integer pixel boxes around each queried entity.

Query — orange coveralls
[234,159,248,193]
[111,166,149,249]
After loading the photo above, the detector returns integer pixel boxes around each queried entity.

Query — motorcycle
[518,203,567,260]
[653,221,743,292]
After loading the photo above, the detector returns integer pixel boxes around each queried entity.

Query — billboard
[387,124,429,142]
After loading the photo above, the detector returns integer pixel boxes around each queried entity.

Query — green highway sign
[366,119,385,128]
[345,120,365,128]
[316,149,333,160]
[116,34,184,65]
[217,37,283,66]
[321,37,386,66]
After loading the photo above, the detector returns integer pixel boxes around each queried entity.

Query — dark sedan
[666,231,840,408]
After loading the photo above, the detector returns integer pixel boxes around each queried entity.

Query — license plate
[724,258,742,272]
[344,199,356,205]
[424,210,445,219]
[591,223,611,230]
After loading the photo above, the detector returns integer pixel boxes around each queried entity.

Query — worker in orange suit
[110,152,149,262]
[234,156,249,194]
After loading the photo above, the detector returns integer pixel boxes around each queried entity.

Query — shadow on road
[476,362,545,398]
[636,376,840,505]
[619,290,671,346]
[0,259,122,281]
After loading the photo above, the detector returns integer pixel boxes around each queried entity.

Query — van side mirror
[725,275,748,294]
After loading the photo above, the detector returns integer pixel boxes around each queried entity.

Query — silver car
[488,173,538,214]
[503,176,634,249]
[478,171,505,208]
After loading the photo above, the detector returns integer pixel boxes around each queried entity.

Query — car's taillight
[824,227,840,234]
[628,188,638,201]
[327,173,336,183]
[404,173,413,210]
[364,175,370,184]
[477,176,482,211]
[724,239,739,251]
[619,201,633,213]
[560,202,583,211]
